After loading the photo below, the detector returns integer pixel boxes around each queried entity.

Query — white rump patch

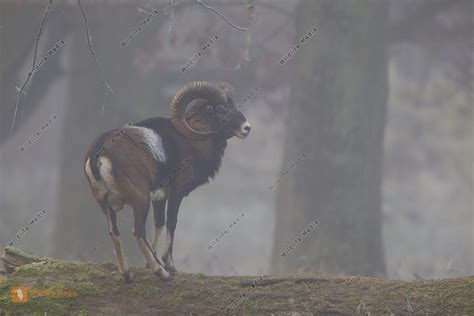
[98,156,121,195]
[125,126,167,163]
[85,158,108,200]
[85,157,124,211]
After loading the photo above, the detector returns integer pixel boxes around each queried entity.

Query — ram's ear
[217,82,236,100]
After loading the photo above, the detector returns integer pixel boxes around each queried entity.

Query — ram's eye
[216,105,225,112]
[205,105,213,113]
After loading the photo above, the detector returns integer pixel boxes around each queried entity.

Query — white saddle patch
[125,126,167,163]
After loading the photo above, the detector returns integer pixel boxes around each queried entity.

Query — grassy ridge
[0,258,473,315]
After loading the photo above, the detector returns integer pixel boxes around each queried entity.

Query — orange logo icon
[12,287,28,303]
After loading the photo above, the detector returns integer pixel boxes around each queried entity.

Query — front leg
[131,197,173,282]
[145,199,166,269]
[151,199,167,255]
[162,192,183,274]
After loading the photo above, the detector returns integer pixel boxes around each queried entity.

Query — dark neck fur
[192,135,227,182]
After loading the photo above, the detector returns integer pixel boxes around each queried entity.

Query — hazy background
[0,0,472,280]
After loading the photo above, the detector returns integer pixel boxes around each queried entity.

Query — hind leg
[102,204,132,282]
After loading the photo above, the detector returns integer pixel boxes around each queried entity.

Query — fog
[0,0,472,282]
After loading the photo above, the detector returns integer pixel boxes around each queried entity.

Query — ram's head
[170,81,251,140]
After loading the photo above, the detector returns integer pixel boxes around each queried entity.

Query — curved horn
[171,81,227,139]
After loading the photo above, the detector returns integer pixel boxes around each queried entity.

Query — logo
[11,287,78,302]
[12,287,28,303]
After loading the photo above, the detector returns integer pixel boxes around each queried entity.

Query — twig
[77,0,113,116]
[168,0,176,34]
[244,26,251,62]
[9,0,53,134]
[194,0,248,31]
[20,81,33,121]
[241,0,255,67]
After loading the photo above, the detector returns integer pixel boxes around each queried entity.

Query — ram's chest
[173,161,202,195]
[149,136,225,199]
[169,159,219,198]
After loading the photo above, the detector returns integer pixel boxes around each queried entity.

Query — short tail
[90,152,102,181]
[85,132,112,182]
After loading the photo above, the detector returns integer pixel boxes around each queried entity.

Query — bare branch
[194,0,248,32]
[168,0,176,34]
[9,0,53,134]
[77,0,113,116]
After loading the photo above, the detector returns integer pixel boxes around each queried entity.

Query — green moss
[4,247,48,263]
[0,255,472,314]
[0,258,116,313]
[169,294,183,307]
[241,300,258,315]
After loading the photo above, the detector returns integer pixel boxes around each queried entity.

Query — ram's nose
[235,121,251,139]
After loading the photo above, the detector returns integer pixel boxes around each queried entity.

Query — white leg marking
[163,229,174,267]
[151,225,164,255]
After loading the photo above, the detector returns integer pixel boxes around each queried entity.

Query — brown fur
[84,85,249,283]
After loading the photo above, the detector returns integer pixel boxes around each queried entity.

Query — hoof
[166,265,178,274]
[154,268,174,282]
[162,255,177,274]
[122,270,134,283]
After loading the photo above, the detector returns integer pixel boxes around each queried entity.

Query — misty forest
[0,0,472,314]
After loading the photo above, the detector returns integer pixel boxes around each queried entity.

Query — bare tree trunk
[272,0,388,276]
[51,5,140,261]
[51,3,179,263]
